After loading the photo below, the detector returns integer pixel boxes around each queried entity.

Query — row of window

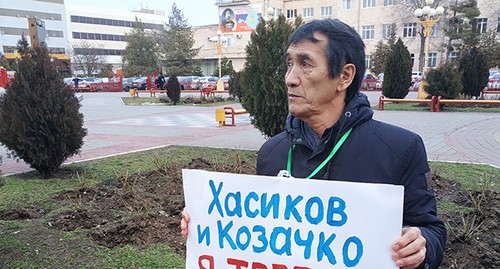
[0,27,64,38]
[0,8,62,21]
[365,53,439,69]
[73,48,124,56]
[3,45,65,54]
[72,32,126,42]
[284,0,393,18]
[70,16,163,31]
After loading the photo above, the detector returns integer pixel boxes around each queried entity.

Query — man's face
[285,32,345,120]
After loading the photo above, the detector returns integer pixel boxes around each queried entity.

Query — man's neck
[302,100,345,138]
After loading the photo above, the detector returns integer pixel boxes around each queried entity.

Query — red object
[0,68,9,88]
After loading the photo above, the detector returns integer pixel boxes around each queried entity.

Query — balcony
[216,0,250,7]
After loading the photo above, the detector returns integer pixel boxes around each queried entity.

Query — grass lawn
[121,96,239,107]
[383,102,500,112]
[0,146,498,268]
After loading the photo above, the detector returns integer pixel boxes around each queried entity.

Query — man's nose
[285,67,300,88]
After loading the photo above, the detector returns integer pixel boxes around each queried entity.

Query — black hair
[288,19,366,103]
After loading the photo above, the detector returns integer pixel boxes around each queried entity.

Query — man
[156,72,166,89]
[182,19,446,268]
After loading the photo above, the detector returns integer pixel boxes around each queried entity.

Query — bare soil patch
[1,158,498,268]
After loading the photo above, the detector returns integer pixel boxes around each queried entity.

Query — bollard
[215,108,226,127]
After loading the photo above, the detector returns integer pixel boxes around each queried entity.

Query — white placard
[183,169,404,269]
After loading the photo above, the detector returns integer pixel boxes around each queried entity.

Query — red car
[360,73,382,91]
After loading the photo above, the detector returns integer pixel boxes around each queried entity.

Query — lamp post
[216,29,224,92]
[414,0,444,99]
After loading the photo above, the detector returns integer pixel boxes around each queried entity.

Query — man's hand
[392,227,426,269]
[180,208,190,238]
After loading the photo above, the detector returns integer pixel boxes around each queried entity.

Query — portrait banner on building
[219,5,262,33]
[182,169,404,269]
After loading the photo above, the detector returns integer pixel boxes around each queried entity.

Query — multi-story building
[0,0,71,75]
[195,0,499,74]
[65,4,167,74]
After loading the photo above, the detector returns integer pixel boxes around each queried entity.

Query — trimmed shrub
[166,74,180,105]
[228,70,244,101]
[382,38,412,98]
[459,47,489,98]
[0,37,87,178]
[425,63,462,100]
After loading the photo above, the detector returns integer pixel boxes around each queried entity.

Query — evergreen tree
[0,53,11,70]
[445,0,481,61]
[160,4,200,76]
[478,30,500,68]
[228,70,244,101]
[370,41,391,75]
[122,19,158,77]
[241,15,299,137]
[166,74,180,105]
[458,47,489,98]
[382,38,412,99]
[0,37,87,178]
[425,63,462,100]
[212,58,234,77]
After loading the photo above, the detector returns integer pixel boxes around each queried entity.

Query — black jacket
[257,93,446,268]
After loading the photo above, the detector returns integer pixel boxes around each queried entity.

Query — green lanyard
[287,127,353,179]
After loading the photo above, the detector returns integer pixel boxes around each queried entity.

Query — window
[286,9,297,18]
[403,22,417,37]
[321,6,332,16]
[384,0,394,5]
[428,53,437,68]
[303,8,314,17]
[431,23,441,37]
[382,23,394,39]
[365,55,372,70]
[476,18,487,33]
[361,25,375,39]
[80,33,88,39]
[410,53,415,66]
[72,32,81,39]
[450,51,459,63]
[363,0,375,8]
[342,0,354,10]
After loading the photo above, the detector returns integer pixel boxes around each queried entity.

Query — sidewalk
[1,92,499,175]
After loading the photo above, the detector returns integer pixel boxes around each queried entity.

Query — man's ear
[337,64,356,92]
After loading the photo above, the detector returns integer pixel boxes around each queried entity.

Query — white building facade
[0,0,71,74]
[195,0,499,75]
[65,5,167,74]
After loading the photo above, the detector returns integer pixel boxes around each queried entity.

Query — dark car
[122,78,135,92]
[131,77,147,90]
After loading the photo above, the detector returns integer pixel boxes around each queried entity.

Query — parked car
[178,76,199,90]
[360,73,382,91]
[486,73,500,90]
[411,71,423,85]
[122,78,135,92]
[131,77,147,90]
[198,76,218,89]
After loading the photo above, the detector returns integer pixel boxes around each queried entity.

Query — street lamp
[414,0,444,99]
[216,29,224,92]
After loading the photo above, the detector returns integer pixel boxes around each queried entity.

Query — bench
[217,106,248,126]
[130,89,167,97]
[148,89,167,97]
[378,95,436,112]
[435,96,500,112]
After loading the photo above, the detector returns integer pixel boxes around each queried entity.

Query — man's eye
[286,61,293,68]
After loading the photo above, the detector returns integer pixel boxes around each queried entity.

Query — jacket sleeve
[401,135,446,269]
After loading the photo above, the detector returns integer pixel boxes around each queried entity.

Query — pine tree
[122,19,158,77]
[160,4,200,76]
[241,15,299,137]
[166,74,180,105]
[458,47,489,98]
[229,70,244,101]
[0,53,11,70]
[0,37,87,178]
[212,58,234,77]
[382,38,412,99]
[370,41,391,76]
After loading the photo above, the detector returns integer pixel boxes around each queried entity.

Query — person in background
[181,18,446,269]
[157,72,166,89]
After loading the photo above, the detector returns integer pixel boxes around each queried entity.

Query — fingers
[180,208,190,238]
[392,227,426,269]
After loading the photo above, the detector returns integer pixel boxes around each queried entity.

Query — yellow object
[130,88,136,97]
[215,108,226,127]
[417,80,429,100]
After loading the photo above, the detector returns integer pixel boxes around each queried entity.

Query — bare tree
[70,41,106,77]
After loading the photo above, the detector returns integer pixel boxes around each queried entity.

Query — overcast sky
[64,0,219,26]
